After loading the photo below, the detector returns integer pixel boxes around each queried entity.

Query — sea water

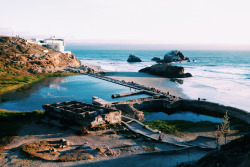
[67,47,250,112]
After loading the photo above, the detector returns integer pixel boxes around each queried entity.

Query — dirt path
[1,119,206,167]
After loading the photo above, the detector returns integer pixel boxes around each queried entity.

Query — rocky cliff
[139,64,192,78]
[0,36,82,75]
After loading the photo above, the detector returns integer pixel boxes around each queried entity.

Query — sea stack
[127,54,142,62]
[157,50,190,63]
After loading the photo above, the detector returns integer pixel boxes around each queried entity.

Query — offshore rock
[158,50,190,63]
[127,54,142,62]
[139,64,192,78]
[151,57,161,61]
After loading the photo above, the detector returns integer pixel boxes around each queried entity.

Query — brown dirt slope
[0,36,81,76]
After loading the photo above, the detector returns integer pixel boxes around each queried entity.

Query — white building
[31,36,70,53]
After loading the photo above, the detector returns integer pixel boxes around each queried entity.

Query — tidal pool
[0,75,150,111]
[144,111,222,123]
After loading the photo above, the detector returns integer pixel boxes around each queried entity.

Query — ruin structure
[42,101,121,127]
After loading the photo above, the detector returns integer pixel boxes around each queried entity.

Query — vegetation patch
[0,73,76,95]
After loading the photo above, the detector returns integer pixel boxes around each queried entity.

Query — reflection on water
[0,77,67,102]
[0,75,149,111]
[144,111,222,123]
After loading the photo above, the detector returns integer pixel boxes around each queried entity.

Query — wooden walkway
[86,73,180,101]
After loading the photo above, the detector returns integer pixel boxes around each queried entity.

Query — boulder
[151,57,161,62]
[139,64,192,78]
[157,50,190,63]
[127,54,142,62]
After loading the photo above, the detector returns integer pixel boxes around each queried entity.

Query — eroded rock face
[0,36,82,75]
[127,54,142,62]
[139,64,192,78]
[157,50,190,63]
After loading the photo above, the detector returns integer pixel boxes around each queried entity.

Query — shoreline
[86,64,188,99]
[106,72,187,99]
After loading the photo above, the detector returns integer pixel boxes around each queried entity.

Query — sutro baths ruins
[43,72,250,129]
[42,101,121,127]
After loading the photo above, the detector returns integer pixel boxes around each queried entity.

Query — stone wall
[43,101,121,127]
[179,100,250,124]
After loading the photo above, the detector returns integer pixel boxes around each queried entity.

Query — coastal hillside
[0,36,81,76]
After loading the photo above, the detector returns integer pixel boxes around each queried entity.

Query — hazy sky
[1,0,250,46]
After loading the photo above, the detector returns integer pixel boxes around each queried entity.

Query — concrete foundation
[42,101,121,127]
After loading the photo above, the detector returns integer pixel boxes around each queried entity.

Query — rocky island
[155,50,190,63]
[127,54,142,62]
[139,64,192,78]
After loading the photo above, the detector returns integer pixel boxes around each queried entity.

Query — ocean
[67,46,250,112]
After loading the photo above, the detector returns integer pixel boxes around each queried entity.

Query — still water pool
[0,75,149,111]
[144,111,222,123]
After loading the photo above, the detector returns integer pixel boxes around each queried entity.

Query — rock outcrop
[139,64,192,78]
[0,36,82,75]
[151,57,161,61]
[127,54,142,62]
[157,50,190,63]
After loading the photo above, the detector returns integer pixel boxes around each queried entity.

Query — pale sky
[1,0,250,46]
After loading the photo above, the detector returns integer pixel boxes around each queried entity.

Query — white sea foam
[81,60,154,72]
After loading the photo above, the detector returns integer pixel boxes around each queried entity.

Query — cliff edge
[0,36,82,75]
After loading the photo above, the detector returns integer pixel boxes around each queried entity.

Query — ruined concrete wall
[105,111,122,124]
[114,104,144,120]
[179,100,250,124]
[116,98,250,124]
[43,101,122,127]
[90,111,121,127]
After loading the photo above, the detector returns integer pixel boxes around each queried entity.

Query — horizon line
[65,42,250,51]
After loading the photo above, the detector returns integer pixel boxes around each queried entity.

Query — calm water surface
[0,75,149,111]
[144,111,222,123]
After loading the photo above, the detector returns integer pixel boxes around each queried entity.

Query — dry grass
[58,150,94,162]
[21,140,96,162]
[22,140,60,161]
[142,146,160,152]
